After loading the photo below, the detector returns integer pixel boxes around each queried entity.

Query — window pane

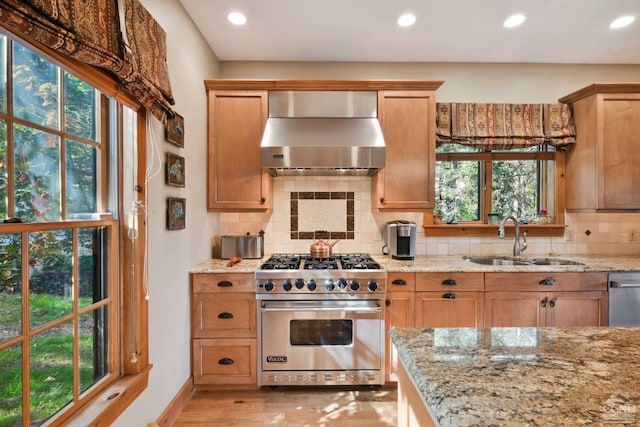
[30,322,73,424]
[79,227,108,309]
[64,73,97,140]
[66,140,97,215]
[0,34,6,113]
[12,42,59,129]
[492,160,539,220]
[0,342,23,426]
[436,143,480,153]
[29,230,72,330]
[14,125,61,221]
[0,232,22,344]
[435,160,480,222]
[0,119,7,217]
[80,307,109,393]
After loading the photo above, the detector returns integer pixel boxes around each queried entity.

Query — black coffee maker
[383,220,416,260]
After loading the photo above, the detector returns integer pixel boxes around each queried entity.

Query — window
[435,143,559,225]
[0,32,147,426]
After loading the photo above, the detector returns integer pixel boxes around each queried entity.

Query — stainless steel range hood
[261,91,385,176]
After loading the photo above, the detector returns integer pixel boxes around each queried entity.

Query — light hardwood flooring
[173,386,397,426]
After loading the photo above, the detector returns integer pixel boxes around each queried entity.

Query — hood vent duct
[260,91,386,176]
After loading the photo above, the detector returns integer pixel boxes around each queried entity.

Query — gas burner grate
[259,254,302,270]
[303,257,339,270]
[340,254,381,270]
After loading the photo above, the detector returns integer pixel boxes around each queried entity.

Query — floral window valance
[436,103,575,150]
[0,0,175,124]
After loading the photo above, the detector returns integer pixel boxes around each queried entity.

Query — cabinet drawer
[193,338,256,385]
[192,273,255,293]
[387,272,416,292]
[193,294,256,338]
[415,291,484,328]
[416,272,484,291]
[485,272,607,292]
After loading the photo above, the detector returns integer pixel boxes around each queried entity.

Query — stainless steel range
[255,253,386,386]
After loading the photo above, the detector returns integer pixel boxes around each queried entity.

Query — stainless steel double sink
[463,256,585,266]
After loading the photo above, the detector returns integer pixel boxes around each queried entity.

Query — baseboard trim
[154,377,195,427]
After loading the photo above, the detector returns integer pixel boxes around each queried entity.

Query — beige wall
[219,62,640,257]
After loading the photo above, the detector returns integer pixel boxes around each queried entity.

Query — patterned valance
[0,0,175,124]
[436,103,575,149]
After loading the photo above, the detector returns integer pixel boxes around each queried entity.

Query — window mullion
[21,230,31,425]
[72,227,80,402]
[484,160,493,222]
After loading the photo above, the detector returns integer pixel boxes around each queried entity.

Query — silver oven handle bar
[261,306,382,313]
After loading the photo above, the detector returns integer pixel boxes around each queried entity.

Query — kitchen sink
[463,256,584,266]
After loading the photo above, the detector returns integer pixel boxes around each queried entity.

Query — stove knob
[325,280,336,291]
[264,280,275,292]
[295,278,305,289]
[283,279,293,292]
[337,278,348,289]
[307,279,317,291]
[367,280,379,292]
[349,280,360,291]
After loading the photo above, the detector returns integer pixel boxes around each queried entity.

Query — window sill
[424,223,566,237]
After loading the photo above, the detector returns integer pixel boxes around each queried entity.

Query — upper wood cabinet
[207,90,272,212]
[372,90,438,211]
[560,84,640,211]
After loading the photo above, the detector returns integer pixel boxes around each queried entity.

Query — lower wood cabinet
[415,292,484,328]
[191,273,257,386]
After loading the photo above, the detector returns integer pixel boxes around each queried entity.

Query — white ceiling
[178,0,640,64]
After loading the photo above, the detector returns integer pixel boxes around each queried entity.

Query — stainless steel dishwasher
[608,272,640,326]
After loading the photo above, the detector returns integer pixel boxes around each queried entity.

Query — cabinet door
[415,291,484,328]
[599,95,640,209]
[546,291,608,327]
[207,90,271,211]
[373,91,436,211]
[484,292,546,327]
[385,292,415,382]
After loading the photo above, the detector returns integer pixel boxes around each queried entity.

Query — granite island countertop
[190,254,640,274]
[391,327,640,426]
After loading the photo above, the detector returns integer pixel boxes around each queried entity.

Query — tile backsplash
[218,176,640,257]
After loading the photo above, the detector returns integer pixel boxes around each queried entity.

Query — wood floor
[173,386,398,426]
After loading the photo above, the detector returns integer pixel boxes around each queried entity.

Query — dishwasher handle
[609,281,640,289]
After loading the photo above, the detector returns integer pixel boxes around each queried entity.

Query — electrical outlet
[630,230,637,241]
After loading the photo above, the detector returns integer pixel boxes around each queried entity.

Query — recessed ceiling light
[397,13,416,27]
[609,15,635,29]
[227,11,247,26]
[504,14,526,28]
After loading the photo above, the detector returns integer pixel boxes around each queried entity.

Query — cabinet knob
[385,299,391,307]
[391,279,407,286]
[540,297,548,308]
[549,298,556,308]
[218,357,234,365]
[538,278,556,286]
[260,197,266,204]
[442,279,458,286]
[380,197,385,204]
[217,312,234,319]
[217,280,233,287]
[442,292,458,299]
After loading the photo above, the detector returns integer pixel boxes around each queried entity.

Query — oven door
[260,299,383,372]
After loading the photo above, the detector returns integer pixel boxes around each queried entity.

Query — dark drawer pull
[391,279,407,286]
[217,312,234,319]
[218,357,234,365]
[442,279,458,286]
[442,293,458,299]
[217,280,233,287]
[538,278,556,286]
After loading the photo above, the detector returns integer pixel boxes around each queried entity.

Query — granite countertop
[391,327,640,426]
[190,254,640,274]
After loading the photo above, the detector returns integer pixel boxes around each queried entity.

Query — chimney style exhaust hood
[260,91,386,176]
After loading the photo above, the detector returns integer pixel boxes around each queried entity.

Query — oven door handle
[261,301,382,313]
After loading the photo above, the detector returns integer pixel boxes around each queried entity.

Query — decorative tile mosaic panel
[290,191,355,239]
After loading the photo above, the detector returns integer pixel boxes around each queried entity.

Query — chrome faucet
[497,215,528,257]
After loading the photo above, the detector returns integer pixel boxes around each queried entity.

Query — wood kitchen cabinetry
[206,89,271,212]
[372,90,439,211]
[191,273,257,386]
[560,84,640,210]
[415,272,484,328]
[384,273,415,382]
[484,272,608,327]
